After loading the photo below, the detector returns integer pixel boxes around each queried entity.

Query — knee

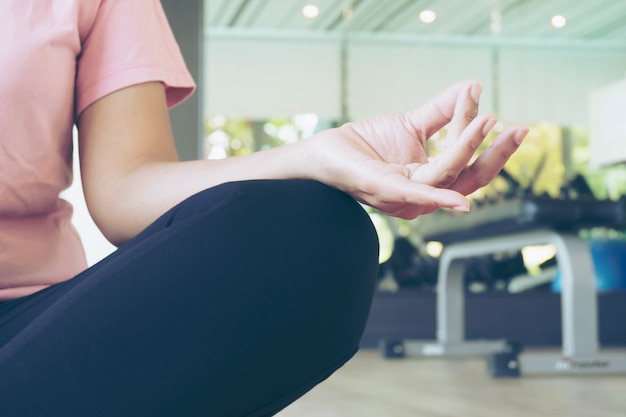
[236,179,380,274]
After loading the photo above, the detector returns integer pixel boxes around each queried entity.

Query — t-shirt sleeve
[75,0,196,117]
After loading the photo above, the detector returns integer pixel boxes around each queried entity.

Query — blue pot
[552,238,626,292]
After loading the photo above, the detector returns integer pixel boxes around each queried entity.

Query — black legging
[0,179,379,417]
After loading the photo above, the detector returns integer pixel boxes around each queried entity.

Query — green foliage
[204,116,254,159]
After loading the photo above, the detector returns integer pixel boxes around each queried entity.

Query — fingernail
[482,117,497,136]
[469,82,482,104]
[515,127,529,145]
[454,204,471,213]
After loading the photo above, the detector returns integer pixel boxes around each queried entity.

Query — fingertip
[514,126,529,145]
[453,203,471,213]
[482,117,498,136]
[441,191,470,212]
[469,81,483,104]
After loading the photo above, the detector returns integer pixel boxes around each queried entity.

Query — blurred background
[199,0,626,290]
[66,0,626,339]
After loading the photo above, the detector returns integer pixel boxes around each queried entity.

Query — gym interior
[64,1,626,415]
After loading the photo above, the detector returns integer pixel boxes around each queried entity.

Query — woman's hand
[310,80,528,219]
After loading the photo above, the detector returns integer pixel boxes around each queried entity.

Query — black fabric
[0,179,379,417]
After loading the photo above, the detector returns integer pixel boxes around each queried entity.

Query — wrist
[301,128,341,186]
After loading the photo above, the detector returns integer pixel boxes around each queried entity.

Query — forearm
[90,137,318,245]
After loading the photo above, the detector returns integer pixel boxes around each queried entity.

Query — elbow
[83,188,142,247]
[89,209,136,248]
[98,223,134,248]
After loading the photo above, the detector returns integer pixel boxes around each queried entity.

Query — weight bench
[381,197,626,376]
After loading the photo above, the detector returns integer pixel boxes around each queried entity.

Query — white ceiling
[205,0,626,47]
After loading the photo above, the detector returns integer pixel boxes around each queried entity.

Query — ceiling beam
[322,0,367,31]
[227,0,252,27]
[371,0,420,32]
[206,27,626,50]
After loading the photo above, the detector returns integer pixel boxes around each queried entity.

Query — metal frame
[392,229,626,375]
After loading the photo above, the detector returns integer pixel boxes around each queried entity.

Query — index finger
[404,80,482,139]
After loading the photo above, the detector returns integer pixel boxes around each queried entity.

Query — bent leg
[0,180,379,417]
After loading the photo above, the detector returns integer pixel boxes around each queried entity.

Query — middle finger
[450,125,528,196]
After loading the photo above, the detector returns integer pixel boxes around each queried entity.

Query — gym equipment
[486,340,523,377]
[381,196,626,377]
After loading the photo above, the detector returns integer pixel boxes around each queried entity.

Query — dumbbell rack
[381,197,626,376]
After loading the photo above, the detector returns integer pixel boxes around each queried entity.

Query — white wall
[499,48,626,125]
[206,36,626,125]
[206,38,341,120]
[347,42,494,119]
[589,77,626,167]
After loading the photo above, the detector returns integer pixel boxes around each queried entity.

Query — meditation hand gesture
[311,80,528,219]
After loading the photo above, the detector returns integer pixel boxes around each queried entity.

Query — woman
[0,1,527,415]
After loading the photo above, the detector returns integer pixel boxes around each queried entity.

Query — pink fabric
[0,0,195,300]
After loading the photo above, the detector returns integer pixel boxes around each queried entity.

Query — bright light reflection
[208,130,229,147]
[293,113,319,139]
[209,115,226,129]
[278,125,298,144]
[419,10,436,24]
[230,139,242,151]
[551,14,567,29]
[206,130,230,160]
[302,5,320,19]
[522,245,556,274]
[397,224,411,237]
[369,212,393,263]
[207,146,227,160]
[263,122,278,137]
[426,241,444,258]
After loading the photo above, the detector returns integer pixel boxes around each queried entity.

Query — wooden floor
[277,349,626,417]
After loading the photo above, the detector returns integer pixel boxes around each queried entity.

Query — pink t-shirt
[0,0,195,300]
